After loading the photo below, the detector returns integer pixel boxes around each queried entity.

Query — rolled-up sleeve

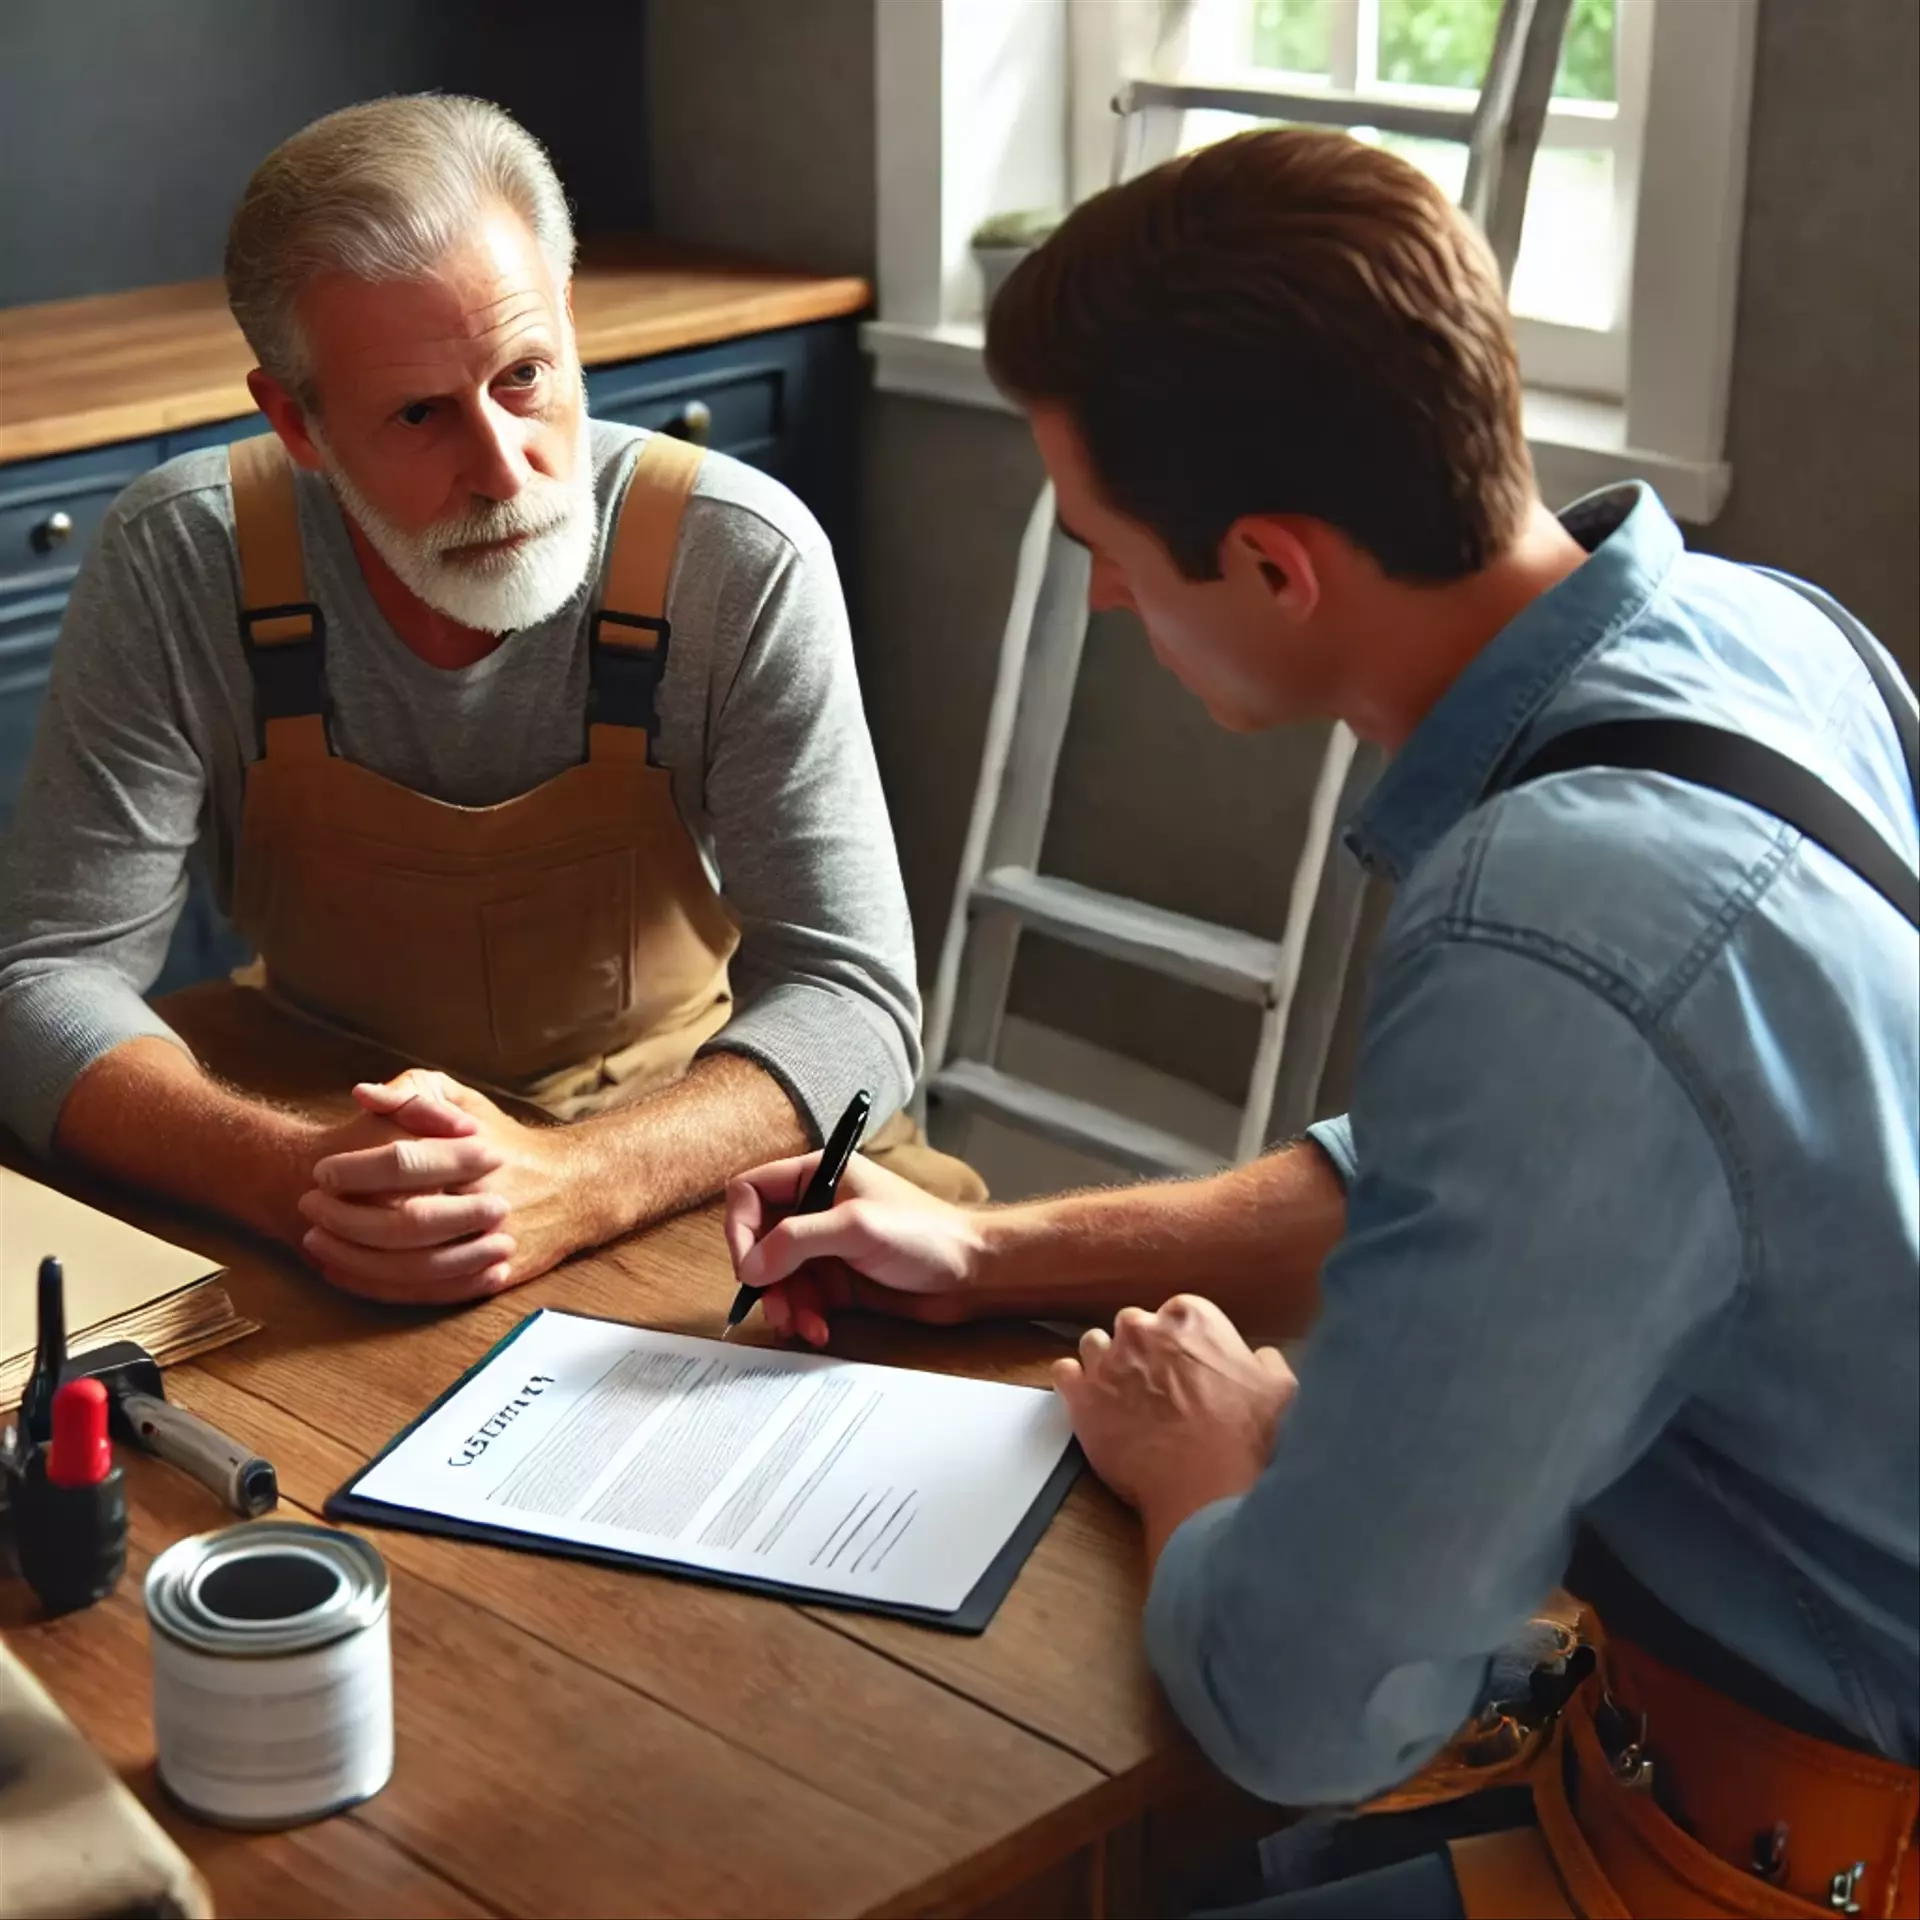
[1141,934,1742,1806]
[1305,1111,1356,1185]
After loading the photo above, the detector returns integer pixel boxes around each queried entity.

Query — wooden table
[2,990,1257,1919]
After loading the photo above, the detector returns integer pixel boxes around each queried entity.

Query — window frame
[1165,0,1651,398]
[867,0,1756,523]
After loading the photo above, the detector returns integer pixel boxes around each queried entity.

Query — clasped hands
[294,1068,581,1304]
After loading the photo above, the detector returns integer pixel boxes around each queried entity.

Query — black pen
[723,1089,872,1339]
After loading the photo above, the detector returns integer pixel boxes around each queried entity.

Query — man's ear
[246,368,325,472]
[1226,516,1322,621]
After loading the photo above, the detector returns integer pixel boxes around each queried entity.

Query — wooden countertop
[2,983,1221,1919]
[0,242,871,465]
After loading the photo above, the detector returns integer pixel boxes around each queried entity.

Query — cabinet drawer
[0,441,157,598]
[586,346,785,461]
[161,410,266,458]
[0,691,48,828]
[585,322,855,553]
[0,608,57,832]
[160,413,264,460]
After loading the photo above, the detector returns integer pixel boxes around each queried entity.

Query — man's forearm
[969,1140,1347,1339]
[565,1050,810,1245]
[54,1037,325,1246]
[62,1042,807,1265]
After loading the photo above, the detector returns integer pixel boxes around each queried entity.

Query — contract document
[327,1309,1080,1629]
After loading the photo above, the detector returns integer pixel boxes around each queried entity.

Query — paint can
[145,1520,393,1828]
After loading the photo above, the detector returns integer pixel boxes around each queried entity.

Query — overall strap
[1509,720,1920,930]
[229,434,328,761]
[588,432,704,763]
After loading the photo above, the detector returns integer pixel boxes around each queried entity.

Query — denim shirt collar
[1348,483,1684,880]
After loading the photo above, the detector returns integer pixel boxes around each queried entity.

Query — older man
[0,94,972,1306]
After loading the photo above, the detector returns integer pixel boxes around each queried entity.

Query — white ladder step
[928,1061,1224,1180]
[972,867,1281,1004]
[1117,76,1478,145]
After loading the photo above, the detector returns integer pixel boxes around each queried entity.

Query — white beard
[318,410,597,636]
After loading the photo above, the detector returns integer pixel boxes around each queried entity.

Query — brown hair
[985,128,1533,582]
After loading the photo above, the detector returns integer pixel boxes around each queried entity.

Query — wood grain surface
[0,987,1218,1919]
[0,241,870,463]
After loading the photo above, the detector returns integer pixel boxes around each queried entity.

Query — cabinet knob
[34,509,74,552]
[666,399,712,447]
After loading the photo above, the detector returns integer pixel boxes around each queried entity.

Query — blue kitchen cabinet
[0,440,159,827]
[0,317,860,994]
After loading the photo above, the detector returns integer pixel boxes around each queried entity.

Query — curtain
[1066,0,1201,203]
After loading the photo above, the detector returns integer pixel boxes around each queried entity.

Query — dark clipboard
[323,1307,1083,1635]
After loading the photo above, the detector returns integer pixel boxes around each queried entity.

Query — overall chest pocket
[246,828,640,1084]
[480,846,639,1075]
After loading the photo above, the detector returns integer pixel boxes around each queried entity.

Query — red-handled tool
[7,1267,130,1616]
[49,1376,114,1486]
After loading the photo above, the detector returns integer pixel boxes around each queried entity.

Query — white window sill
[863,318,1731,524]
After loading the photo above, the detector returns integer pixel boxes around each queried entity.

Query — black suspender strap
[1505,566,1919,930]
[1507,718,1919,930]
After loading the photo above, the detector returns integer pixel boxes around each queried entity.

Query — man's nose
[459,397,532,502]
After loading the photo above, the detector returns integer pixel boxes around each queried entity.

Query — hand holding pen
[722,1098,986,1347]
[722,1091,872,1339]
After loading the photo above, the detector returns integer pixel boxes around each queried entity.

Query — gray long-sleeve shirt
[0,422,921,1153]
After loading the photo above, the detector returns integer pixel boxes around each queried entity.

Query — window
[1163,0,1650,395]
[868,0,1756,523]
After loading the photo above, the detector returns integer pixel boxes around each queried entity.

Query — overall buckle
[588,610,672,754]
[238,602,329,752]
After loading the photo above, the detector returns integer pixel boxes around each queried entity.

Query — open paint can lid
[146,1521,388,1660]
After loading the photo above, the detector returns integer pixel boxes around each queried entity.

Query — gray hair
[225,95,576,402]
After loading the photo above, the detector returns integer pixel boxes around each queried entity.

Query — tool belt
[1367,1599,1919,1919]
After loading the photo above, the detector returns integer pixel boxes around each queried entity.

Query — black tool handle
[20,1257,66,1445]
[15,1453,126,1617]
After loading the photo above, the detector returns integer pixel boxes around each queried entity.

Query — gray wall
[647,0,1916,1106]
[646,0,875,276]
[0,0,652,307]
[1692,0,1919,682]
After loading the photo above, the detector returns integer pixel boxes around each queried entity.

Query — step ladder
[920,0,1573,1180]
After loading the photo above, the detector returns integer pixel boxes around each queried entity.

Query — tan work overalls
[1369,1598,1919,1919]
[222,432,980,1200]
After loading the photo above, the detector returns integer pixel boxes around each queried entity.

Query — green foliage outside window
[1251,0,1334,74]
[1251,0,1617,103]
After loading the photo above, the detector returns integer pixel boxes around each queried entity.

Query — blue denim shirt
[1145,485,1920,1804]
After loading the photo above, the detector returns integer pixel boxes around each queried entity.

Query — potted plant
[971,208,1064,313]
